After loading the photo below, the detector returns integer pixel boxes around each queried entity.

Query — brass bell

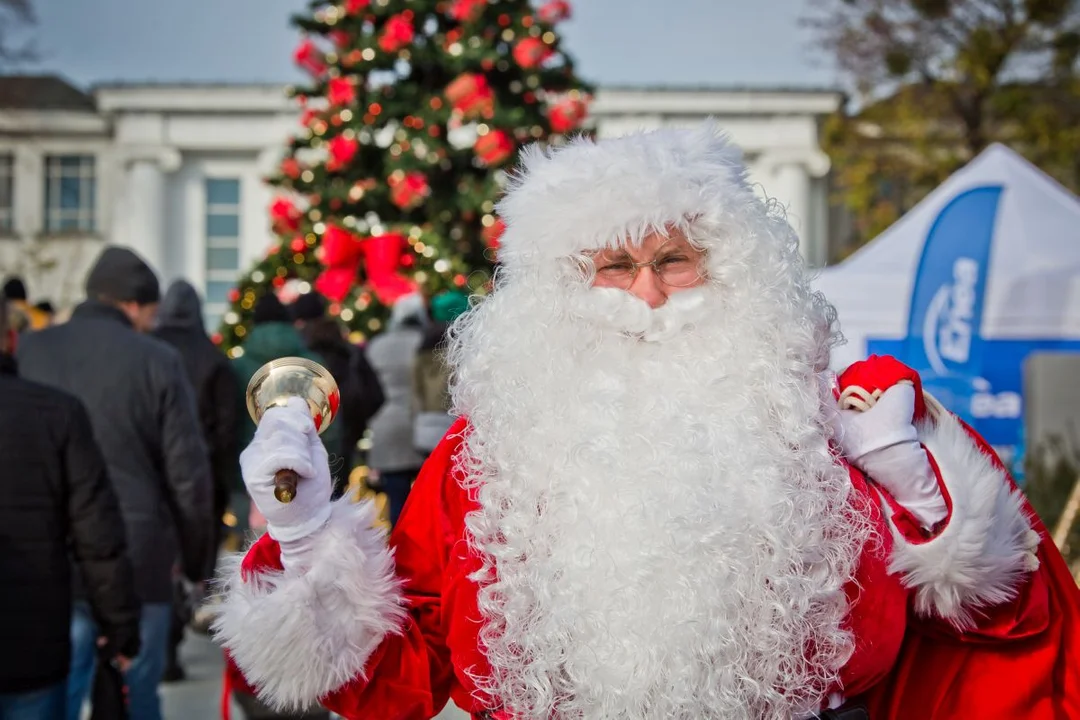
[246,357,340,503]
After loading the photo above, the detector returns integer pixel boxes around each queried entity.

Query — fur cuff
[886,412,1040,630]
[212,499,407,710]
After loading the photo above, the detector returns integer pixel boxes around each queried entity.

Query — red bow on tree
[315,224,417,304]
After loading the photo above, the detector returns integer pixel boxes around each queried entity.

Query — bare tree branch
[0,0,37,69]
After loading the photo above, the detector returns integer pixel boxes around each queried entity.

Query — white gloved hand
[831,384,949,531]
[240,397,333,554]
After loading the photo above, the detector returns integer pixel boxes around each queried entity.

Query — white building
[0,76,842,328]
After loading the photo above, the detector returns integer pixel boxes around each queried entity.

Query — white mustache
[569,286,710,342]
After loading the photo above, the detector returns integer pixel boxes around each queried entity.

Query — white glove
[831,384,949,531]
[240,397,333,561]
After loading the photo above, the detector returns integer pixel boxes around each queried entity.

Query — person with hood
[291,292,385,497]
[411,290,469,455]
[231,294,343,511]
[17,246,212,720]
[153,280,240,681]
[364,292,428,527]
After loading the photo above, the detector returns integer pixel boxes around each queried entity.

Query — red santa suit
[215,124,1080,720]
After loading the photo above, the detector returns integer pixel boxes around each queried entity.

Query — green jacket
[231,322,343,487]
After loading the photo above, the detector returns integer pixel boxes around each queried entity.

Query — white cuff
[212,499,408,710]
[885,411,1040,630]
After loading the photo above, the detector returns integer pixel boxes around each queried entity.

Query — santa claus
[215,123,1080,720]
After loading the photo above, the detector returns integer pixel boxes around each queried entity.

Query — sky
[17,0,843,90]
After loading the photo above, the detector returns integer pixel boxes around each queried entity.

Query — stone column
[773,162,813,264]
[759,149,832,268]
[124,159,166,273]
[118,148,181,280]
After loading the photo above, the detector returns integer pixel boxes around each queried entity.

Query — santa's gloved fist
[240,397,333,546]
[832,383,949,531]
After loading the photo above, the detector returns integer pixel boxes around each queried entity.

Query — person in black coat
[16,246,213,720]
[0,295,140,716]
[291,292,385,498]
[153,280,240,681]
[154,280,239,562]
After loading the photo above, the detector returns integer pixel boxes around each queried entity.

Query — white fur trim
[211,499,407,710]
[886,412,1040,630]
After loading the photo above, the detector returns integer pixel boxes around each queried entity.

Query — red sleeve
[229,420,470,720]
[838,355,1049,640]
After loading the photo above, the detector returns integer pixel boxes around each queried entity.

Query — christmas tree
[217,0,592,353]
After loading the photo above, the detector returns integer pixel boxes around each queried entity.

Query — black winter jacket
[16,301,213,602]
[0,354,141,693]
[153,281,239,521]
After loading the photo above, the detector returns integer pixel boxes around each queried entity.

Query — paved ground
[159,630,469,719]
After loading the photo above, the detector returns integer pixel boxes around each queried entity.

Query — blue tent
[815,144,1080,462]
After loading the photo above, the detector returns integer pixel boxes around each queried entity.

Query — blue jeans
[0,682,65,720]
[68,602,171,720]
[381,469,418,528]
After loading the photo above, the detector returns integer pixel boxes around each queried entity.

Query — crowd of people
[0,247,465,719]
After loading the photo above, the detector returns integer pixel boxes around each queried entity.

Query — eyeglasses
[585,240,707,290]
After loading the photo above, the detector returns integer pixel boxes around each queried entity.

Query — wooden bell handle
[273,469,299,504]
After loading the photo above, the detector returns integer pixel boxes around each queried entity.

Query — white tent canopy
[815,144,1080,370]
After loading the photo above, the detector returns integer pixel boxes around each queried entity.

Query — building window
[43,155,96,233]
[0,154,13,232]
[204,178,241,330]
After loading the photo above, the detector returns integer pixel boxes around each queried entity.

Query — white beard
[449,272,872,719]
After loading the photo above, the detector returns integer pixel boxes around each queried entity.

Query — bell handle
[273,469,299,504]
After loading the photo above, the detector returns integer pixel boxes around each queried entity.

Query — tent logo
[923,256,979,375]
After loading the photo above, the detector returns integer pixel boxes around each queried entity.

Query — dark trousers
[381,469,419,528]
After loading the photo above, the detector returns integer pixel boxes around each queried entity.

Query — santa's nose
[627,267,667,308]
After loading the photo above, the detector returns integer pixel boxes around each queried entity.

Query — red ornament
[326,135,360,172]
[344,0,370,14]
[320,224,364,267]
[290,236,307,253]
[400,253,415,268]
[482,218,506,249]
[450,0,486,22]
[211,332,223,345]
[272,276,287,289]
[228,288,242,303]
[300,108,318,128]
[379,14,415,53]
[474,129,514,165]
[329,30,352,48]
[269,197,302,234]
[445,73,495,118]
[453,274,467,287]
[549,96,589,133]
[281,157,302,179]
[388,172,430,210]
[328,77,356,107]
[538,0,571,23]
[512,37,553,69]
[293,39,326,77]
[314,267,357,302]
